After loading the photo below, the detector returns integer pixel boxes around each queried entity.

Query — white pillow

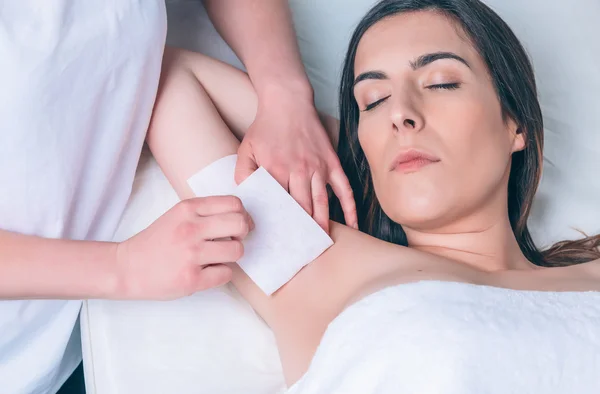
[82,1,600,393]
[479,0,600,246]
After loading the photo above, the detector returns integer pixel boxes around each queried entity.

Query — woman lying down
[147,0,600,392]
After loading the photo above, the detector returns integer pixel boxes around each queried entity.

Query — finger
[184,195,245,216]
[198,213,253,240]
[197,239,245,264]
[289,171,313,217]
[265,166,290,192]
[328,166,358,229]
[195,264,233,291]
[234,142,259,185]
[311,171,330,233]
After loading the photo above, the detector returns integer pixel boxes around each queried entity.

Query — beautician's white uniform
[0,2,166,393]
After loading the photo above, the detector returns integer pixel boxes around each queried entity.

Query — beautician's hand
[114,196,253,300]
[235,88,358,232]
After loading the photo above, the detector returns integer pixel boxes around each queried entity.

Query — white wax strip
[187,156,333,295]
[187,154,238,197]
[233,167,333,295]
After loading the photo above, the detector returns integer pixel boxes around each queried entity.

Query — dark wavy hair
[330,0,600,267]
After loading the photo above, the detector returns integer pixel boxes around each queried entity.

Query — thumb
[234,143,259,185]
[195,264,233,291]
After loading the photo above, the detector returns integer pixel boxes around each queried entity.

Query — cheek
[438,91,514,206]
[435,88,510,169]
[466,101,512,174]
[357,119,388,184]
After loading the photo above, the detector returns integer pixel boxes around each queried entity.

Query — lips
[390,149,441,172]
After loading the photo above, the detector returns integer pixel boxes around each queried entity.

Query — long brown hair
[330,0,600,267]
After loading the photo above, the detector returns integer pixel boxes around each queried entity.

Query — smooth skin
[150,11,600,386]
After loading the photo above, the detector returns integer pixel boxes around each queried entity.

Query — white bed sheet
[81,1,600,393]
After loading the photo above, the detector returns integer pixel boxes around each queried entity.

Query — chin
[384,196,446,229]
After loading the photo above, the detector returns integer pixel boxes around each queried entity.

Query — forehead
[355,11,478,73]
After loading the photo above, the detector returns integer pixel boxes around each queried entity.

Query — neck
[404,209,536,272]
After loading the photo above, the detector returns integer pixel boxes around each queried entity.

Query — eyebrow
[410,51,470,70]
[353,51,470,87]
[353,71,388,87]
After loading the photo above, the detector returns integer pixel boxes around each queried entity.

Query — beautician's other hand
[235,87,358,232]
[114,196,253,300]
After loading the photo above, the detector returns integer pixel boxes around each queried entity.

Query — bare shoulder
[563,259,600,277]
[230,222,412,330]
[269,222,412,320]
[230,221,413,385]
[537,259,600,291]
[572,259,600,291]
[573,259,600,280]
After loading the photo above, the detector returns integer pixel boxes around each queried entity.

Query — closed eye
[427,82,461,90]
[362,95,391,112]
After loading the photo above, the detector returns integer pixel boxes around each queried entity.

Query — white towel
[288,280,600,394]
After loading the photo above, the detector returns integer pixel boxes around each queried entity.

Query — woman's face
[353,11,524,231]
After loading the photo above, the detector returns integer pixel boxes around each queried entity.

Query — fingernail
[352,222,359,230]
[248,215,255,231]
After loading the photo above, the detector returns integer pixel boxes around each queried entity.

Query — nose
[389,93,424,134]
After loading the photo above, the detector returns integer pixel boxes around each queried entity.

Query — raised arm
[146,48,408,385]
